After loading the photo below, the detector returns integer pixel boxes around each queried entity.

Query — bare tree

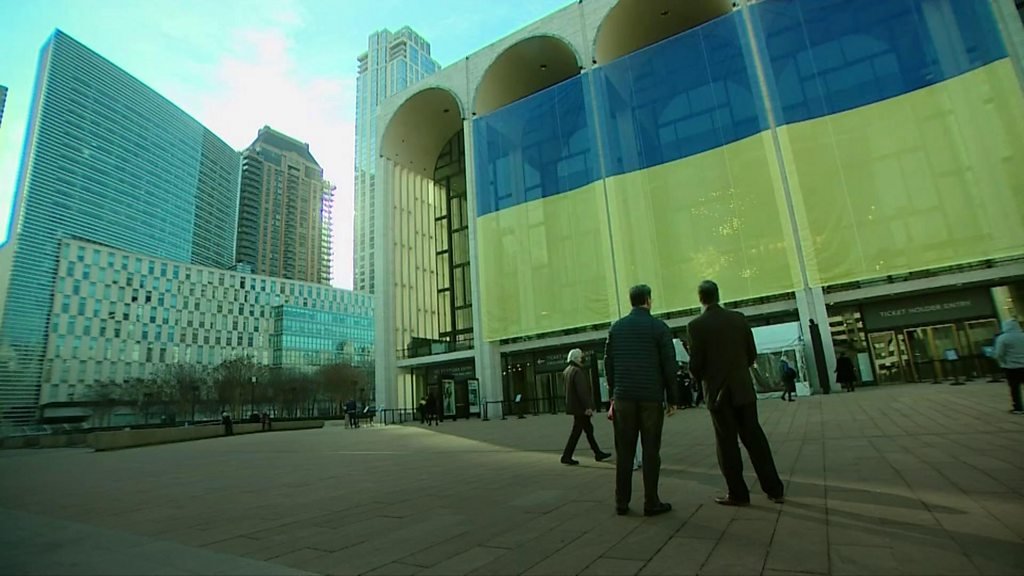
[160,364,208,423]
[213,356,266,418]
[316,363,369,415]
[266,369,323,418]
[84,379,128,427]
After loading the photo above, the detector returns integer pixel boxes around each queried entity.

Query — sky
[0,0,571,289]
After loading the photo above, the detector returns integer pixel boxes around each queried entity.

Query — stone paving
[1,381,1023,575]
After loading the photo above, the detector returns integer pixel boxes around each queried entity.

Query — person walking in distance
[835,351,857,392]
[688,280,785,506]
[605,284,677,517]
[426,392,441,426]
[561,349,612,465]
[994,319,1024,414]
[780,358,797,402]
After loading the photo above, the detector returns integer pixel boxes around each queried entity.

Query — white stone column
[463,118,505,418]
[795,286,837,394]
[740,0,835,394]
[990,0,1024,93]
[373,159,398,410]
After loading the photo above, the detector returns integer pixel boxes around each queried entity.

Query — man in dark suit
[561,348,612,465]
[605,284,676,517]
[688,280,785,506]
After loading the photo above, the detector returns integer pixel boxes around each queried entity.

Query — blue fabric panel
[751,0,1007,125]
[473,75,601,217]
[593,10,768,178]
[471,0,1009,216]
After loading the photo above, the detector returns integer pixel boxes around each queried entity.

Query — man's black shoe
[714,496,750,507]
[643,502,672,517]
[595,451,612,462]
[616,505,629,516]
[561,458,580,466]
[768,494,786,504]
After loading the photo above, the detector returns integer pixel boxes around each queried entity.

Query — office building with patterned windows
[353,27,439,294]
[235,126,335,285]
[43,238,373,405]
[0,30,241,424]
[372,0,1024,419]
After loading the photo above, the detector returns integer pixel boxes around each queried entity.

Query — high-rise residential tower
[353,27,438,293]
[235,126,334,285]
[0,30,241,425]
[0,85,7,129]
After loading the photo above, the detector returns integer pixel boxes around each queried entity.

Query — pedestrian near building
[560,348,612,465]
[418,396,428,424]
[345,398,359,428]
[426,392,441,426]
[835,352,857,392]
[604,284,677,517]
[994,319,1024,414]
[780,358,797,402]
[688,280,785,506]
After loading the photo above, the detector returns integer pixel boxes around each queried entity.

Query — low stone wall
[0,420,325,451]
[90,420,324,451]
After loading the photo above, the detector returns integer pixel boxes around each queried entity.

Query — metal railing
[377,408,418,425]
[395,339,473,360]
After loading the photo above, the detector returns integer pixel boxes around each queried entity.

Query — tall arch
[593,0,735,65]
[473,35,582,116]
[380,87,464,174]
[377,86,475,413]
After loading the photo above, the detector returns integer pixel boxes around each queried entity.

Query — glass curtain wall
[434,131,473,350]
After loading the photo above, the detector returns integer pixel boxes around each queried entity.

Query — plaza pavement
[1,381,1023,575]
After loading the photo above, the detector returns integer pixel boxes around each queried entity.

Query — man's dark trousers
[562,414,600,460]
[711,401,784,501]
[613,399,664,508]
[1007,367,1023,412]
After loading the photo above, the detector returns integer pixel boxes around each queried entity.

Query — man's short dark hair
[629,284,652,307]
[698,280,720,305]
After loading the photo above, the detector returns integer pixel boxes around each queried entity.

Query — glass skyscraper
[0,30,241,425]
[353,27,438,294]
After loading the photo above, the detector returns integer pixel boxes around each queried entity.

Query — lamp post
[250,375,257,416]
[190,385,198,424]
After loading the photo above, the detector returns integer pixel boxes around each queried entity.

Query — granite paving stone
[637,537,717,576]
[1,382,1022,575]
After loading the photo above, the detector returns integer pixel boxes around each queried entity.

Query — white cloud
[179,11,357,289]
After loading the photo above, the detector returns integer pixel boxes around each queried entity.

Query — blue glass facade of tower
[0,30,241,424]
[271,303,375,371]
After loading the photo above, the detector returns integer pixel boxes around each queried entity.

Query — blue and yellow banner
[472,0,1024,342]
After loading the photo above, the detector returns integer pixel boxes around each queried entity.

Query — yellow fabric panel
[779,59,1024,286]
[605,132,801,313]
[476,182,620,341]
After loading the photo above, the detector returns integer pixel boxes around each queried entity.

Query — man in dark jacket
[605,284,676,517]
[688,280,784,506]
[835,352,857,392]
[561,348,612,465]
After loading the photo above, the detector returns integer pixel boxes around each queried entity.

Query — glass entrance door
[533,372,565,414]
[930,324,961,381]
[963,319,1000,378]
[869,331,908,384]
[905,328,935,382]
[904,324,962,382]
